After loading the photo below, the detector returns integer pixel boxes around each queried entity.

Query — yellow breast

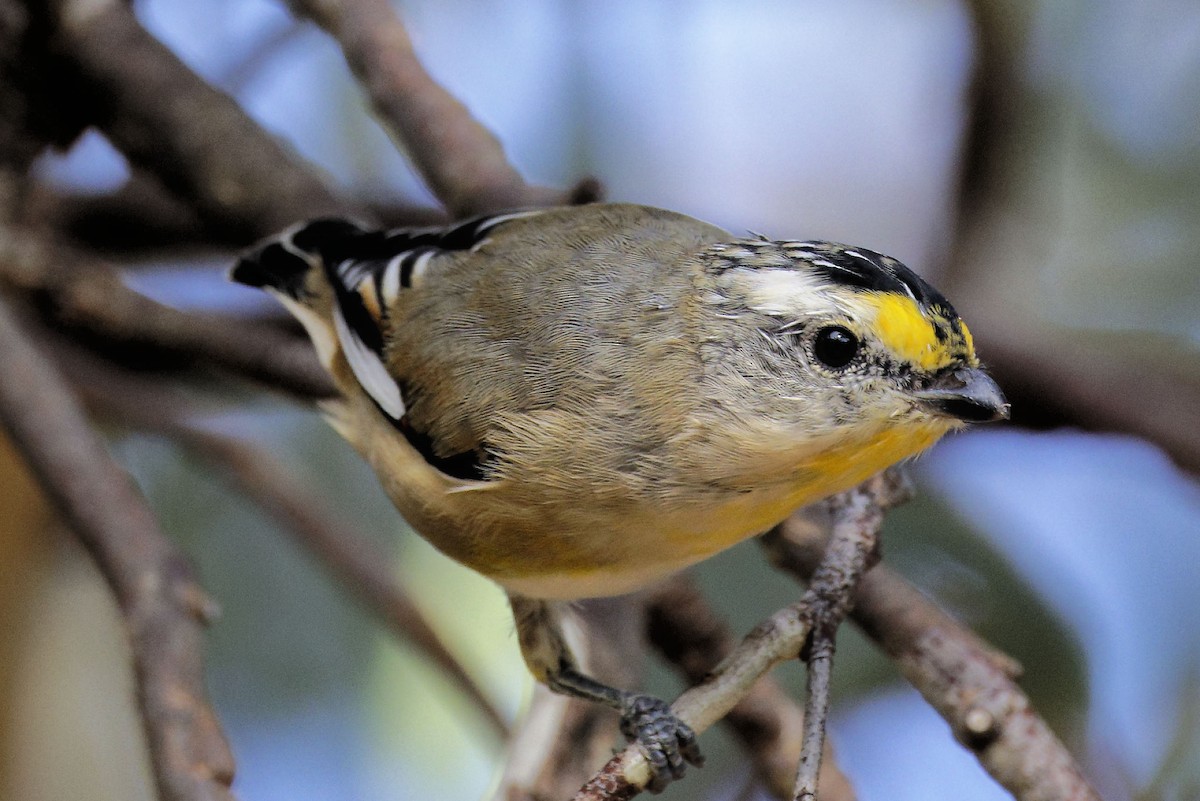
[489,420,951,599]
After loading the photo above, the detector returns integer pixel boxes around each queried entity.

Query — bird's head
[698,238,1008,467]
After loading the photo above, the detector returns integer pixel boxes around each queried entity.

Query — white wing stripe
[409,250,436,285]
[475,209,543,232]
[332,304,405,419]
[381,254,404,304]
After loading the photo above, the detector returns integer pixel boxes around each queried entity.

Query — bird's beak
[914,367,1009,423]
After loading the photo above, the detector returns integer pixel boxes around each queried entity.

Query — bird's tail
[230,218,367,301]
[231,217,412,419]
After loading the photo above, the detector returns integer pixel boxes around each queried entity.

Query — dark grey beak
[915,367,1009,423]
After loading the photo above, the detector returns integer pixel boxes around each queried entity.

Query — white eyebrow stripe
[741,265,827,314]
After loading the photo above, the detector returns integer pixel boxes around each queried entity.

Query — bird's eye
[813,326,859,369]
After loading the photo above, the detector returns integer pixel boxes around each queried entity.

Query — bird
[231,202,1008,790]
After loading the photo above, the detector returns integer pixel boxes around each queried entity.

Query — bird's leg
[509,594,704,792]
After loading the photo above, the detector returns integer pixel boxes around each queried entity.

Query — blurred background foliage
[2,0,1198,800]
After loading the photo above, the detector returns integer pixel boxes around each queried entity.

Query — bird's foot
[618,694,704,793]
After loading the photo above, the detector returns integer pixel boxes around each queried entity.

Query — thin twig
[0,296,235,801]
[764,510,1102,801]
[645,576,856,801]
[570,475,908,801]
[797,640,833,801]
[283,0,576,217]
[791,470,911,800]
[62,348,510,739]
[571,599,815,800]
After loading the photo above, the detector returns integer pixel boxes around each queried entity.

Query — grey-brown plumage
[232,201,1007,789]
[388,204,723,487]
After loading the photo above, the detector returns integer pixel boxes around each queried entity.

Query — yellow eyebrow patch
[858,293,953,371]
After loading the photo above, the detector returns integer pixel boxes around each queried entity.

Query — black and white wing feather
[232,208,546,426]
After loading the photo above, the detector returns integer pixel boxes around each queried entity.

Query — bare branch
[764,510,1101,801]
[0,226,334,398]
[283,0,574,217]
[570,462,1075,801]
[45,0,354,239]
[25,179,451,258]
[978,327,1200,474]
[0,296,235,801]
[796,635,834,801]
[23,174,220,256]
[186,429,513,739]
[943,1,1200,473]
[571,593,813,799]
[791,470,911,801]
[60,348,510,740]
[646,576,856,801]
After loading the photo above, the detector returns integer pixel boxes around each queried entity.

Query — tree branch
[56,346,511,740]
[24,179,452,258]
[646,576,856,801]
[44,0,354,240]
[763,509,1100,801]
[282,0,592,217]
[571,598,814,800]
[570,476,909,801]
[0,225,334,398]
[0,295,236,801]
[790,470,911,801]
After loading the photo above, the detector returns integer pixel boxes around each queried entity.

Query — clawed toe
[619,694,704,792]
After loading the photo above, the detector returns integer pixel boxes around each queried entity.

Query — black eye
[813,326,859,369]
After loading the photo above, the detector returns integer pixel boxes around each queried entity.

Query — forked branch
[764,510,1100,801]
[572,474,905,801]
[283,0,598,217]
